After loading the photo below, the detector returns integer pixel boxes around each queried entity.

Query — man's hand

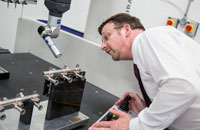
[115,92,146,114]
[89,108,133,130]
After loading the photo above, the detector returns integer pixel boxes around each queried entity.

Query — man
[89,13,200,130]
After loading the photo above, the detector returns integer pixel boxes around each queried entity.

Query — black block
[0,67,10,80]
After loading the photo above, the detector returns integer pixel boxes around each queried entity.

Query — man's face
[101,23,125,61]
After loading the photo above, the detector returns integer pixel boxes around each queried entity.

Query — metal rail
[0,93,39,107]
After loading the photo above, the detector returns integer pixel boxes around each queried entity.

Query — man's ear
[121,24,130,38]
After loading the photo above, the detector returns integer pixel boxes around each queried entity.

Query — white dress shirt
[130,26,200,130]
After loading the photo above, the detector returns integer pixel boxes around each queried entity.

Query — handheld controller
[96,95,136,122]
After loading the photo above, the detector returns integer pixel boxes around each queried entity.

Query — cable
[160,0,185,15]
[160,0,199,23]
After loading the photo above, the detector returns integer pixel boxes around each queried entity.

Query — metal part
[47,16,61,38]
[43,65,81,76]
[75,72,85,81]
[14,104,26,115]
[0,105,6,120]
[31,98,43,110]
[185,0,193,18]
[24,0,37,4]
[0,105,4,112]
[0,113,6,120]
[61,73,73,83]
[38,26,62,58]
[43,111,89,130]
[43,65,85,84]
[0,93,39,107]
[179,17,187,26]
[44,75,59,85]
[37,0,71,58]
[0,92,43,121]
[1,0,36,8]
[45,36,62,58]
[180,0,194,26]
[16,92,24,98]
[39,26,52,38]
[33,102,43,110]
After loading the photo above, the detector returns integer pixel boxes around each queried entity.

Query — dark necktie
[133,64,151,107]
[134,64,170,130]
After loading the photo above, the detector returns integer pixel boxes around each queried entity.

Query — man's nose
[101,42,107,50]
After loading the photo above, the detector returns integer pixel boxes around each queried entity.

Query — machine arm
[38,0,71,58]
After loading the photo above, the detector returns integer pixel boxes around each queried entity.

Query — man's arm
[131,27,199,129]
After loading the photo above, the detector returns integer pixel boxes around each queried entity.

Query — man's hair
[98,13,145,35]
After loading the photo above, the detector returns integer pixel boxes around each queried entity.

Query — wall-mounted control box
[166,17,179,28]
[184,21,199,37]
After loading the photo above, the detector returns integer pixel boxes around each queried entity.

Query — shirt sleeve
[130,27,199,129]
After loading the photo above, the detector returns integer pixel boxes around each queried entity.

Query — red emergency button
[166,19,174,26]
[185,24,194,32]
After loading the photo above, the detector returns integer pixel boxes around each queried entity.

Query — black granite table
[0,53,118,130]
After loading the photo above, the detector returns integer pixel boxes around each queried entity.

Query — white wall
[130,0,200,43]
[84,0,200,44]
[130,0,186,28]
[0,3,21,52]
[14,18,140,97]
[22,0,91,32]
[84,0,133,43]
[0,0,91,52]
